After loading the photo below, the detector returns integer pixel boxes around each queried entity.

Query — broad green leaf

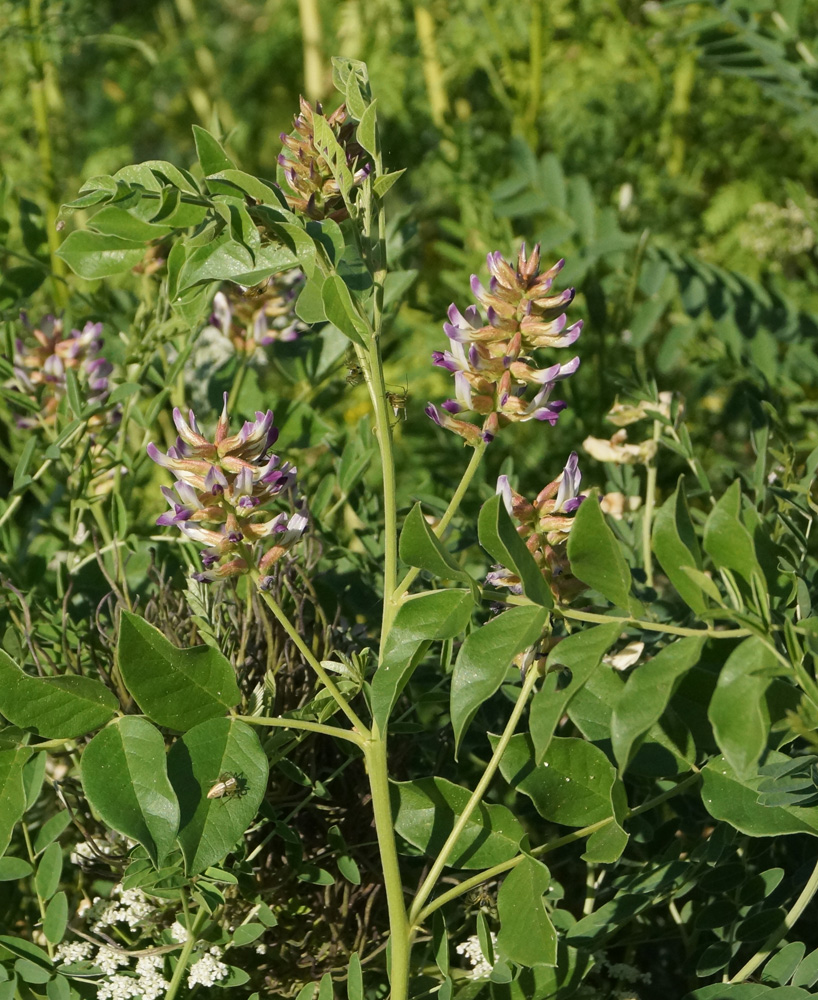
[117,611,240,731]
[567,492,642,614]
[167,717,269,875]
[793,947,818,987]
[371,589,473,731]
[450,605,548,755]
[0,651,118,738]
[47,977,71,1000]
[701,753,818,837]
[399,503,475,588]
[88,206,173,242]
[708,638,784,779]
[192,125,235,175]
[113,160,199,195]
[311,116,354,197]
[494,733,627,860]
[529,622,622,762]
[391,776,524,869]
[478,495,553,608]
[0,857,32,880]
[652,480,707,613]
[295,275,327,324]
[56,231,145,278]
[81,717,179,866]
[611,637,705,772]
[496,856,557,968]
[703,481,765,588]
[205,169,283,206]
[373,170,405,199]
[35,842,62,899]
[43,891,68,944]
[321,275,368,347]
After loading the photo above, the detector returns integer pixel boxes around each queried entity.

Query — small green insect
[207,772,247,800]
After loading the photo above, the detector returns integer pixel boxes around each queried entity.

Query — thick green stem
[367,334,400,644]
[557,606,751,639]
[409,666,540,927]
[364,736,411,999]
[729,855,818,983]
[393,440,487,603]
[234,713,364,747]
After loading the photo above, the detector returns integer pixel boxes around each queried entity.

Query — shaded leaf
[451,605,548,755]
[567,492,642,614]
[497,856,557,968]
[81,717,179,866]
[391,776,523,869]
[118,611,239,732]
[530,623,622,762]
[0,651,117,739]
[167,718,268,875]
[652,480,707,613]
[478,495,552,608]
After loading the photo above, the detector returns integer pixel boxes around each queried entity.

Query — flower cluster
[456,932,497,980]
[426,244,581,446]
[209,270,308,353]
[188,946,229,987]
[90,886,157,934]
[489,452,587,607]
[278,97,370,221]
[56,941,169,1000]
[11,314,113,427]
[148,397,307,581]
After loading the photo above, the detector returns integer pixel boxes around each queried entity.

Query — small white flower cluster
[169,921,188,943]
[92,886,156,933]
[95,946,130,976]
[456,932,497,980]
[135,954,170,999]
[55,941,93,964]
[188,946,229,987]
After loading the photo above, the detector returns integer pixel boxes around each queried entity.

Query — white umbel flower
[456,932,497,979]
[188,946,229,987]
[55,941,93,964]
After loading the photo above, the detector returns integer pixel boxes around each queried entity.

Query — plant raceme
[2,54,817,1000]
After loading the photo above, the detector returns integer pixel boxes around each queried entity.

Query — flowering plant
[0,56,816,1000]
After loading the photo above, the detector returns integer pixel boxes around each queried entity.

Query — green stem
[234,714,364,747]
[22,822,54,960]
[413,2,451,129]
[297,0,327,102]
[26,0,67,309]
[164,903,209,1000]
[251,570,370,737]
[367,334,400,645]
[409,665,540,927]
[415,772,701,927]
[729,855,818,983]
[642,418,661,589]
[393,440,487,603]
[558,606,751,639]
[363,736,411,999]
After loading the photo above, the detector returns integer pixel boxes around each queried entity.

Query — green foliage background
[2,0,818,996]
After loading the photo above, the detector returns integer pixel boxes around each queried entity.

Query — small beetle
[207,772,247,800]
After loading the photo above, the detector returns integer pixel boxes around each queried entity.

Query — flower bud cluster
[278,97,371,221]
[11,315,113,427]
[209,270,307,353]
[488,452,587,605]
[148,396,307,582]
[426,244,582,446]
